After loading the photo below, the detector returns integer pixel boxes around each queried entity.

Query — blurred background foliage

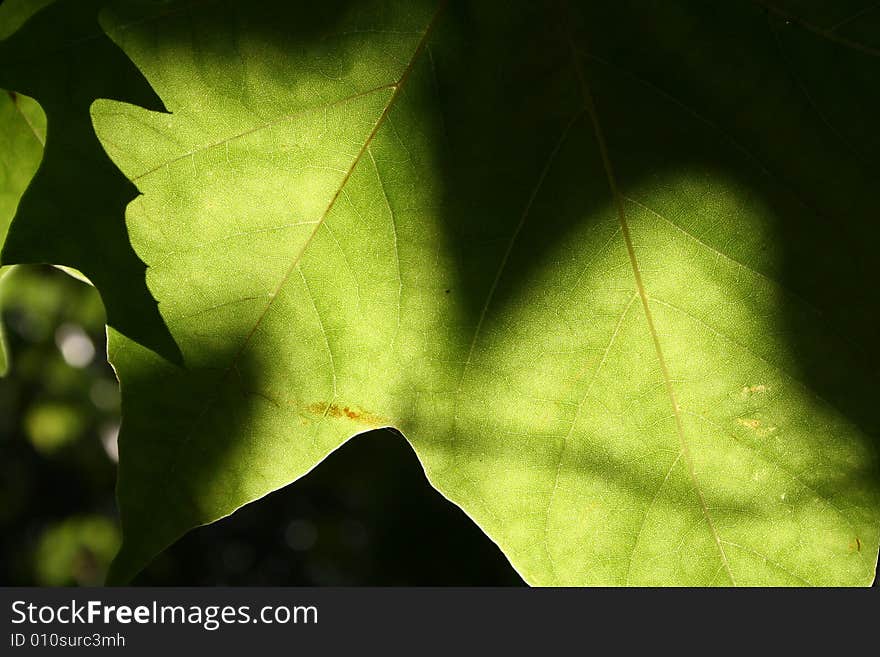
[0,266,522,586]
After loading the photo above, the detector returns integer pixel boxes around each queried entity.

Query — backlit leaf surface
[79,0,880,585]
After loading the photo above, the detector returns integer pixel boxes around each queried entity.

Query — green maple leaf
[0,88,45,375]
[9,0,880,585]
[0,0,180,363]
[0,0,53,377]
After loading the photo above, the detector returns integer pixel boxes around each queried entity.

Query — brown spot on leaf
[304,401,386,426]
[850,537,862,552]
[737,417,777,437]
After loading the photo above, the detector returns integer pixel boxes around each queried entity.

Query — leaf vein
[569,28,736,585]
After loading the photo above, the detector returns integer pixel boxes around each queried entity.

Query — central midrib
[163,1,448,493]
[566,33,737,585]
[223,0,448,382]
[9,92,45,146]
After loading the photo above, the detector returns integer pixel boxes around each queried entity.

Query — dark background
[0,265,523,586]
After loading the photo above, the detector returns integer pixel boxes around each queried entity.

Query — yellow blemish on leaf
[737,418,777,437]
[303,401,386,426]
[741,384,768,396]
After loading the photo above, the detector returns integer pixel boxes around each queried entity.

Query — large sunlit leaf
[81,0,880,585]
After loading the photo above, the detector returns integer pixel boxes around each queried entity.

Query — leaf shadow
[394,0,880,581]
